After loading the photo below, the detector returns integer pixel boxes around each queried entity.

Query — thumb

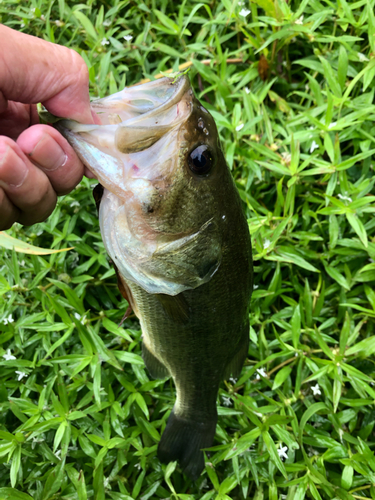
[0,24,93,124]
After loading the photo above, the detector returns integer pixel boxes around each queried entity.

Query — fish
[56,75,253,480]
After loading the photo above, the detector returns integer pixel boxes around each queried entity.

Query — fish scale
[55,75,253,480]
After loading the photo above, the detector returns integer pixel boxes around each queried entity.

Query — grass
[1,0,375,498]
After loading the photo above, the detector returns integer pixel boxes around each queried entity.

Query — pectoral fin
[155,293,190,324]
[149,218,222,289]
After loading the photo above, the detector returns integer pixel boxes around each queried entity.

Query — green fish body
[57,76,252,479]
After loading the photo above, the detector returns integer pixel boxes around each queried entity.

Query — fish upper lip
[59,75,192,133]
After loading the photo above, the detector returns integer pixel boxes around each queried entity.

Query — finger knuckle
[0,136,15,160]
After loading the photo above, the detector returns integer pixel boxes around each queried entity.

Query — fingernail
[28,134,67,171]
[0,145,28,188]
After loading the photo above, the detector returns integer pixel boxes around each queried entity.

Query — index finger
[0,24,93,124]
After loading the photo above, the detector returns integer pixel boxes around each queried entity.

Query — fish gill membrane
[55,75,253,480]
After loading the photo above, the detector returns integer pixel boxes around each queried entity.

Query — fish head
[57,75,228,295]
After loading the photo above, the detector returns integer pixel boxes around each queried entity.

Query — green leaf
[341,465,353,490]
[0,232,73,255]
[319,56,342,97]
[10,446,21,487]
[0,489,33,500]
[73,10,98,39]
[300,403,328,442]
[271,246,319,273]
[337,45,348,91]
[346,213,368,248]
[272,365,292,390]
[262,431,287,479]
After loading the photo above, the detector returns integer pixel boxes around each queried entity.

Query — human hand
[0,24,97,230]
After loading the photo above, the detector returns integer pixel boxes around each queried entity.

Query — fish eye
[188,145,214,176]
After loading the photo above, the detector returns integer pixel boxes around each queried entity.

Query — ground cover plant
[1,0,375,498]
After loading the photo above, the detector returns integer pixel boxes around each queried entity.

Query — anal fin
[142,342,170,379]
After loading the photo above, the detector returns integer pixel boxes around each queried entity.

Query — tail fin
[157,409,217,480]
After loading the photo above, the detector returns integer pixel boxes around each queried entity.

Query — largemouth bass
[56,75,253,480]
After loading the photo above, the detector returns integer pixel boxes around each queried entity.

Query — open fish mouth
[56,75,222,296]
[56,75,193,196]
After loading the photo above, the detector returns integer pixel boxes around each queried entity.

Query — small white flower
[328,122,337,129]
[70,201,80,208]
[295,15,304,25]
[74,313,87,325]
[101,38,110,46]
[263,239,271,250]
[311,383,321,396]
[281,151,291,164]
[3,314,14,325]
[54,449,62,459]
[103,476,110,488]
[123,35,133,42]
[20,22,25,28]
[358,52,369,62]
[239,8,251,17]
[15,371,27,381]
[310,141,319,153]
[135,462,142,469]
[236,123,244,132]
[255,368,267,380]
[103,20,111,26]
[31,437,44,449]
[229,377,237,384]
[3,349,16,361]
[338,193,352,203]
[222,396,232,406]
[40,14,46,21]
[253,285,259,289]
[55,20,64,27]
[277,443,288,460]
[244,87,250,94]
